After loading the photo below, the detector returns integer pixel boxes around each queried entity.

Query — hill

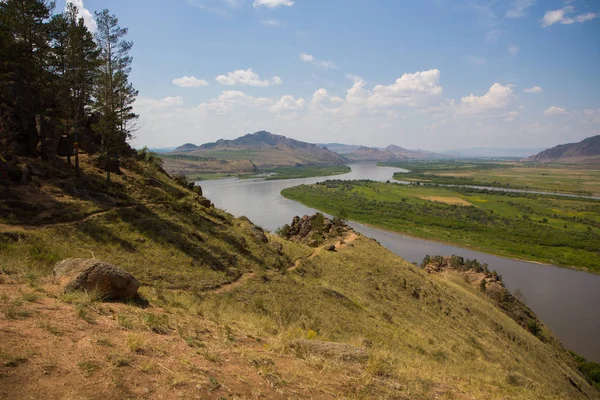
[0,152,599,398]
[344,146,407,162]
[165,131,348,177]
[317,143,362,154]
[529,135,600,163]
[443,147,544,158]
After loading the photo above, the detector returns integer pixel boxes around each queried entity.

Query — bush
[527,320,541,337]
[333,208,348,227]
[275,224,291,238]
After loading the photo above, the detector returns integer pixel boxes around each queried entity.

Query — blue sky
[65,0,599,150]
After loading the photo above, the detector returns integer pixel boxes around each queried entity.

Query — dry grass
[419,195,472,206]
[0,156,597,399]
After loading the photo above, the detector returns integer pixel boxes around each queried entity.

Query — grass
[241,165,352,181]
[281,180,600,272]
[381,160,600,196]
[1,154,598,399]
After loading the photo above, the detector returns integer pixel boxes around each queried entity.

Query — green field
[281,180,600,272]
[380,161,600,196]
[244,165,351,180]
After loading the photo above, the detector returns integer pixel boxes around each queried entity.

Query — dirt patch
[419,196,471,206]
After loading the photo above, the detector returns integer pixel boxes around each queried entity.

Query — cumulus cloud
[368,69,443,108]
[253,0,294,8]
[215,69,283,86]
[299,53,338,70]
[66,0,97,31]
[172,76,209,88]
[270,95,305,113]
[508,45,520,56]
[506,0,536,18]
[542,6,598,27]
[543,106,567,116]
[460,83,514,112]
[524,86,543,93]
[505,111,519,121]
[261,18,282,27]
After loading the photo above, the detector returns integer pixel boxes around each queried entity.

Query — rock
[273,242,283,254]
[192,185,203,196]
[197,197,213,208]
[326,244,336,252]
[249,226,268,244]
[289,339,368,363]
[53,258,139,301]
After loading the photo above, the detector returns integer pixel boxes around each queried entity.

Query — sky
[63,0,599,151]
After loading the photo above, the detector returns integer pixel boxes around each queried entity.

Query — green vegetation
[380,161,600,196]
[571,352,600,391]
[243,165,351,180]
[281,180,600,272]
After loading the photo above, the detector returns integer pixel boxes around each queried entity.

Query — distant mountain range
[528,135,600,163]
[441,147,544,158]
[172,131,347,168]
[317,143,435,161]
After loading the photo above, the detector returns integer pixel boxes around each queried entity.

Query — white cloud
[466,55,487,65]
[215,69,283,86]
[460,83,514,112]
[508,45,520,56]
[505,111,519,121]
[485,29,504,43]
[368,69,443,108]
[261,18,282,27]
[270,95,305,113]
[506,0,536,18]
[542,6,598,27]
[65,0,97,32]
[172,76,209,88]
[135,96,184,108]
[543,106,567,116]
[299,53,338,70]
[524,86,543,93]
[253,0,294,8]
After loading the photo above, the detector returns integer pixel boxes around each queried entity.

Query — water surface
[200,163,600,362]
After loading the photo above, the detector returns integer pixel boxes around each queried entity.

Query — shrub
[527,320,541,337]
[275,224,291,238]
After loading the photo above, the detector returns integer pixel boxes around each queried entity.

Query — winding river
[200,163,600,362]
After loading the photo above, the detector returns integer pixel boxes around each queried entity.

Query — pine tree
[93,9,136,184]
[49,3,99,175]
[0,0,55,157]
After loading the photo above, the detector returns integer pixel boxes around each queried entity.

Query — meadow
[281,180,600,272]
[380,161,600,196]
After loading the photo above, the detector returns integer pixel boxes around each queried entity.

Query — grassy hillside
[281,180,600,272]
[0,154,598,399]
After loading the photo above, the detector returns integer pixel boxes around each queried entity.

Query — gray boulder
[54,258,139,301]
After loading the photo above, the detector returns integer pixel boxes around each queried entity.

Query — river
[200,162,600,362]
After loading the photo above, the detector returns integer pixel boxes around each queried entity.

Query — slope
[529,135,600,163]
[0,153,598,399]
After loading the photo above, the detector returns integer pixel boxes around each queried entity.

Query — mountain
[529,135,600,163]
[169,131,348,171]
[317,143,362,154]
[0,153,598,399]
[443,147,545,158]
[385,145,437,159]
[344,146,407,162]
[146,146,178,153]
[173,143,200,152]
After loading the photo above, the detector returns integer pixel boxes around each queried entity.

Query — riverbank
[281,180,600,273]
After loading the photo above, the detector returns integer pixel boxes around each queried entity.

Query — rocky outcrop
[281,214,352,247]
[54,258,139,301]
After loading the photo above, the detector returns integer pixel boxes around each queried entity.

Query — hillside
[345,146,407,162]
[385,145,435,159]
[0,153,599,398]
[529,135,600,163]
[165,131,348,177]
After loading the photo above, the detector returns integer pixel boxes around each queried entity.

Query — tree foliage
[0,1,137,182]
